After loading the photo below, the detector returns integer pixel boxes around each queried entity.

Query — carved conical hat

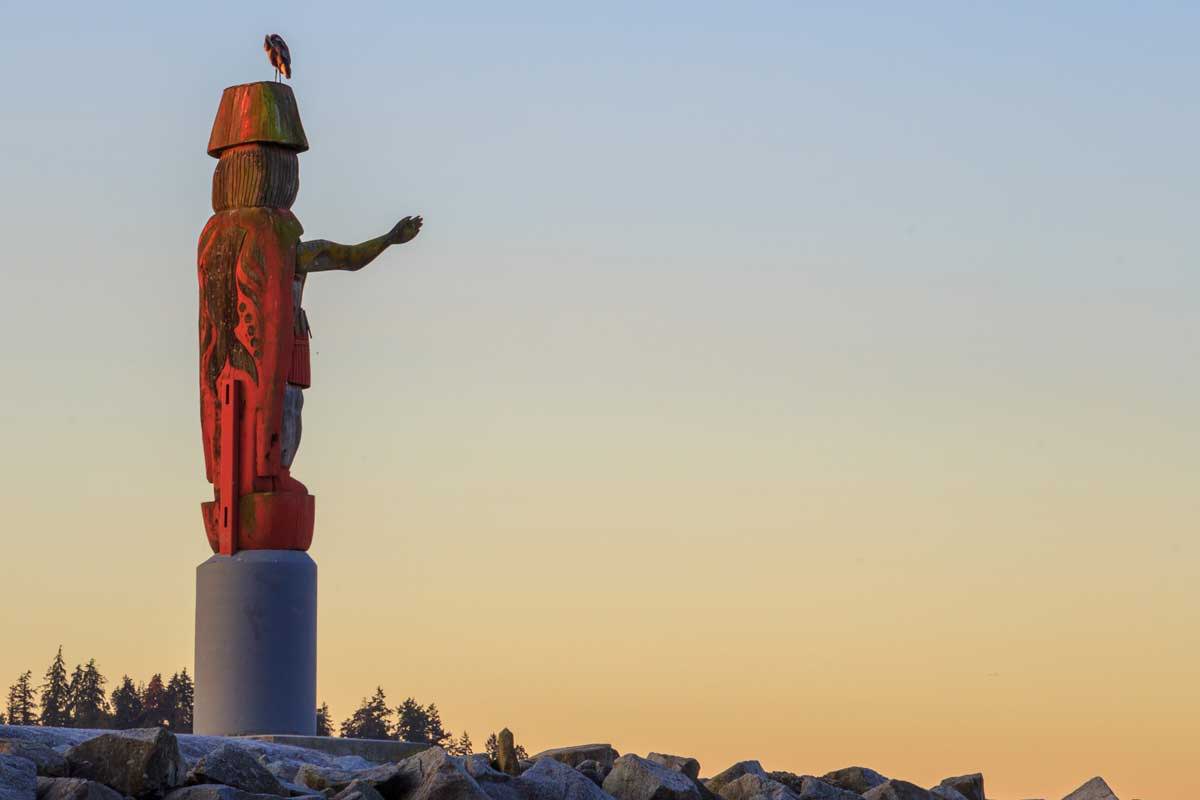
[207,81,309,157]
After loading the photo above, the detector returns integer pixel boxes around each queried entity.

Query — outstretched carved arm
[297,215,423,274]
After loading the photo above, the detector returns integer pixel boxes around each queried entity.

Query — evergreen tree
[0,710,6,724]
[6,671,38,726]
[340,687,391,739]
[141,674,169,727]
[70,660,109,729]
[65,663,85,727]
[447,731,473,756]
[110,675,143,730]
[424,703,452,748]
[395,697,429,743]
[165,670,195,733]
[39,646,72,727]
[315,703,333,737]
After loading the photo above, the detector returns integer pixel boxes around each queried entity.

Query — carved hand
[388,215,424,245]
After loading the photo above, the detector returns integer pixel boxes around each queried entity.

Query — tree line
[4,651,524,760]
[3,647,194,732]
[329,686,526,760]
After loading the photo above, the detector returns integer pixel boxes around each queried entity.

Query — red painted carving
[199,83,314,554]
[198,80,421,555]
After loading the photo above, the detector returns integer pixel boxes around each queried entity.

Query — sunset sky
[1,2,1197,798]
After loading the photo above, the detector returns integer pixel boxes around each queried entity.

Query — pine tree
[424,702,452,748]
[447,731,473,756]
[141,674,169,727]
[340,687,391,740]
[39,646,72,727]
[165,670,195,733]
[6,671,38,726]
[316,703,333,737]
[65,663,85,727]
[70,660,109,729]
[395,697,429,743]
[110,675,143,729]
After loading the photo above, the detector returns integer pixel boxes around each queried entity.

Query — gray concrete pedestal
[194,550,317,736]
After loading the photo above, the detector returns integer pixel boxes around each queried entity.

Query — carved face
[212,143,300,212]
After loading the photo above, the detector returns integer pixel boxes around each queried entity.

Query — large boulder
[515,757,616,800]
[0,740,68,778]
[861,780,933,800]
[188,743,287,796]
[704,763,766,797]
[1062,777,1118,800]
[65,728,185,798]
[928,787,966,800]
[934,775,982,800]
[646,756,699,783]
[716,774,796,800]
[603,755,700,800]
[819,768,887,795]
[1,754,37,800]
[35,778,125,800]
[531,747,619,772]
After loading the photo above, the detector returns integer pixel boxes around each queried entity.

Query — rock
[166,788,316,800]
[294,765,332,791]
[0,740,68,778]
[704,763,766,797]
[515,757,616,800]
[65,728,185,798]
[497,731,521,777]
[572,762,607,788]
[34,778,123,800]
[1,754,37,800]
[750,776,856,800]
[332,781,386,800]
[530,747,618,771]
[1062,777,1118,800]
[861,780,933,800]
[763,776,804,796]
[928,787,966,800]
[603,754,700,800]
[309,748,489,800]
[646,757,699,783]
[819,768,887,795]
[716,774,796,800]
[464,757,507,782]
[794,778,861,800]
[189,743,287,796]
[934,775,982,800]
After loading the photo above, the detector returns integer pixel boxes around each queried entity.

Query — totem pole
[194,80,422,736]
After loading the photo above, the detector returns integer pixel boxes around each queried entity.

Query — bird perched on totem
[264,34,291,81]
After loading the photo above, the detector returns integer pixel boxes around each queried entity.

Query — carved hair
[212,143,299,211]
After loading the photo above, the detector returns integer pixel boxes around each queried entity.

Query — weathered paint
[207,82,308,158]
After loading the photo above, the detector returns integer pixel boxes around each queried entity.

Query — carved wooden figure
[198,81,422,554]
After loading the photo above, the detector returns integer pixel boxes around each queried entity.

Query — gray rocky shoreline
[0,725,1121,800]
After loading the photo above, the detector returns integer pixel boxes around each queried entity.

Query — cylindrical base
[194,550,317,736]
